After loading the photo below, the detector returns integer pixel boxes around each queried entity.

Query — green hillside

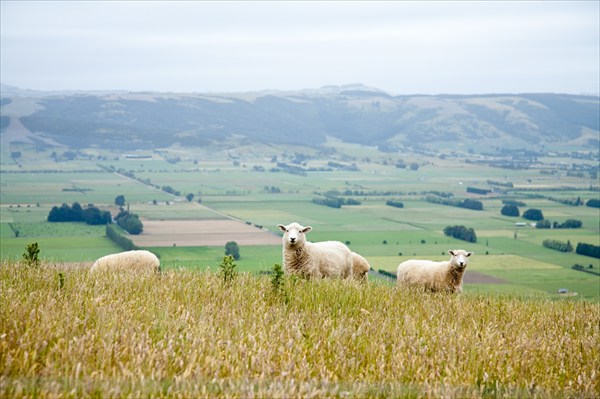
[2,85,598,150]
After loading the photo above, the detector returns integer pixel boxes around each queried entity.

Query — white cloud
[1,1,598,94]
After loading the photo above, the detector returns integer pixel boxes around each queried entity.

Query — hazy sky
[1,1,598,94]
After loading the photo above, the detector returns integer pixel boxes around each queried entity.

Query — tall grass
[1,261,598,398]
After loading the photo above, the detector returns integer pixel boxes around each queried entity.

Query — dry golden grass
[1,261,598,398]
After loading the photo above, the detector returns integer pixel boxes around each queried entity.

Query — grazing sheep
[90,250,160,274]
[396,249,472,293]
[277,222,370,280]
[351,252,371,281]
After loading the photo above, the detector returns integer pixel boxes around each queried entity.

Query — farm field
[1,143,598,300]
[134,219,280,247]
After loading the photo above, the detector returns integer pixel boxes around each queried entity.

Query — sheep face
[278,223,312,248]
[448,249,472,269]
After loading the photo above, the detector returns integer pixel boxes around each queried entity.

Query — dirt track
[130,220,281,247]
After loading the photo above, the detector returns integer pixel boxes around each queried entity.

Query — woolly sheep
[396,249,472,293]
[90,250,160,274]
[277,222,370,280]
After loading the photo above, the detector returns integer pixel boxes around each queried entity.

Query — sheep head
[277,222,312,248]
[448,249,473,269]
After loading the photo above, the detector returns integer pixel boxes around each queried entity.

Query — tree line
[312,196,361,209]
[443,225,477,243]
[47,202,111,225]
[426,194,483,211]
[542,239,599,258]
[47,197,144,235]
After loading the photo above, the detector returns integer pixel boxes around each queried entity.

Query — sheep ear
[302,226,312,233]
[466,252,473,257]
[277,224,287,232]
[448,250,455,256]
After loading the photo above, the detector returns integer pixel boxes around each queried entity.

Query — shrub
[22,242,40,267]
[106,224,139,251]
[218,255,237,285]
[269,263,290,303]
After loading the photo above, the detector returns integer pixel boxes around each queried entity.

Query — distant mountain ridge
[1,84,598,150]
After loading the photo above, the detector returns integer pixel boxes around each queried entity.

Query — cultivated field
[1,142,598,300]
[134,219,281,247]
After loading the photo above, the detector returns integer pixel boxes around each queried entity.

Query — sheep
[277,222,370,280]
[351,252,371,281]
[90,250,160,274]
[396,249,472,293]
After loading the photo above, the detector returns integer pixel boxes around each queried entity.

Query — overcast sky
[1,1,598,95]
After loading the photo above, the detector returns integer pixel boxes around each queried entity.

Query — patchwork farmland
[1,141,598,299]
[133,219,281,247]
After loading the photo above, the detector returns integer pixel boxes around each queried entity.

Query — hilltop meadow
[1,138,599,397]
[1,263,598,398]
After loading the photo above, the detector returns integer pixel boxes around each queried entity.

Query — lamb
[396,249,472,293]
[277,222,370,280]
[90,250,161,274]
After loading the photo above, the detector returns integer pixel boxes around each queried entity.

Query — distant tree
[409,162,419,171]
[462,198,483,211]
[386,199,404,208]
[162,185,180,196]
[71,202,83,219]
[115,195,126,207]
[501,204,520,217]
[225,241,240,260]
[523,208,544,221]
[443,225,477,243]
[62,150,77,161]
[560,219,583,229]
[536,220,552,229]
[81,207,112,225]
[47,202,82,222]
[576,242,600,259]
[543,239,573,253]
[186,193,194,202]
[586,199,600,208]
[116,210,143,235]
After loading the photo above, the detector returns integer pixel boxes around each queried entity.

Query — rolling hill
[1,83,598,151]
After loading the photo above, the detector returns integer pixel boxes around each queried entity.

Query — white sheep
[90,250,160,274]
[396,249,472,293]
[277,222,370,280]
[351,252,371,281]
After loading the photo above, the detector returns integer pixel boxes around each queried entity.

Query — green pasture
[0,170,173,205]
[0,235,120,262]
[128,201,227,220]
[150,245,281,273]
[1,144,598,301]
